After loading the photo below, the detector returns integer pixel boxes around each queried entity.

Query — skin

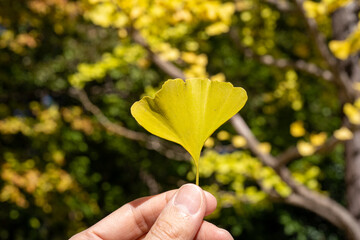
[70,184,233,240]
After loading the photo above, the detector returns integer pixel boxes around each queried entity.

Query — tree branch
[278,167,360,239]
[131,30,186,79]
[231,112,360,238]
[69,88,188,161]
[265,0,293,12]
[277,120,360,167]
[291,0,356,100]
[229,27,334,81]
[230,115,277,167]
[276,135,340,167]
[139,169,161,195]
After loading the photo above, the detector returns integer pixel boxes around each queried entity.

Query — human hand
[70,184,233,240]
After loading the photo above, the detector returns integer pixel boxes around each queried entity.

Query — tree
[1,0,360,239]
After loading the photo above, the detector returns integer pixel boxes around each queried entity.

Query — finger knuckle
[130,205,150,234]
[149,218,181,240]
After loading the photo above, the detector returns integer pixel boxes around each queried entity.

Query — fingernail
[174,184,201,215]
[218,229,234,240]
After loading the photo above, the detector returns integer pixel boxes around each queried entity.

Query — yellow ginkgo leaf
[334,127,353,141]
[344,103,360,125]
[131,78,247,185]
[310,132,327,147]
[354,98,360,109]
[232,135,247,148]
[217,130,230,141]
[329,40,351,60]
[297,140,315,156]
[290,121,306,137]
[258,142,271,154]
[204,137,215,148]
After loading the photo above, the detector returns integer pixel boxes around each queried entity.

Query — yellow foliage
[334,127,353,140]
[344,103,360,125]
[84,2,118,28]
[241,11,252,22]
[0,152,82,211]
[232,135,247,148]
[0,184,28,208]
[217,130,230,141]
[304,0,351,19]
[75,0,236,88]
[329,40,351,60]
[204,137,215,148]
[304,1,326,18]
[292,166,322,191]
[0,104,61,136]
[69,44,145,88]
[52,150,65,165]
[205,22,229,36]
[182,52,198,64]
[354,98,360,109]
[290,121,306,137]
[184,65,208,78]
[305,166,321,179]
[0,117,32,135]
[245,186,267,203]
[0,29,39,54]
[273,70,302,110]
[274,182,292,198]
[329,22,360,59]
[297,140,315,156]
[292,172,306,183]
[258,142,271,154]
[310,132,327,146]
[62,107,95,135]
[200,151,293,202]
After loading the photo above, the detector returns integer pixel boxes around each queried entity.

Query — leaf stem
[196,164,199,186]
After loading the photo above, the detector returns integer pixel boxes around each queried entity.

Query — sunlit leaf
[131,78,247,184]
[329,40,351,60]
[232,135,247,148]
[344,103,360,125]
[204,137,215,148]
[309,132,327,147]
[258,142,272,154]
[297,140,315,156]
[334,127,353,140]
[290,121,306,137]
[217,130,230,141]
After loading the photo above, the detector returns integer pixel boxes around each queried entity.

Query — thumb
[145,184,206,240]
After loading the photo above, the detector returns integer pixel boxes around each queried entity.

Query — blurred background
[1,0,360,239]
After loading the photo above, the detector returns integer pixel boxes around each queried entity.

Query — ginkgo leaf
[290,121,306,137]
[217,130,230,141]
[258,142,271,154]
[204,137,215,148]
[131,78,247,184]
[297,140,315,156]
[309,132,327,147]
[329,40,351,60]
[334,127,353,141]
[232,135,247,148]
[344,103,360,125]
